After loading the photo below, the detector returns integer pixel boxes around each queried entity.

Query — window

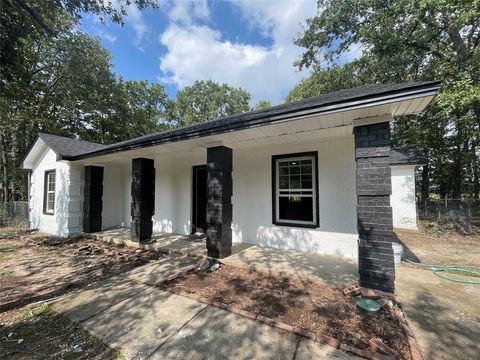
[272,152,318,228]
[44,170,56,214]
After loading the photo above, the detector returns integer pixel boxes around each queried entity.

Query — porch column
[83,166,104,233]
[206,146,233,258]
[131,158,155,242]
[354,122,395,293]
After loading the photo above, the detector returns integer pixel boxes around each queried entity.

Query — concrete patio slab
[124,254,200,286]
[52,276,147,323]
[92,228,208,257]
[81,287,207,360]
[223,245,358,289]
[395,266,480,360]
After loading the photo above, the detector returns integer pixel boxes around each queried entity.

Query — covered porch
[91,227,358,289]
[70,83,439,293]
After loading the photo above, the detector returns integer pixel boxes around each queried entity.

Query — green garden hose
[403,258,480,285]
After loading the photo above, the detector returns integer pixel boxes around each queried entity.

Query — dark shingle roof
[390,146,428,166]
[38,133,107,158]
[26,81,439,161]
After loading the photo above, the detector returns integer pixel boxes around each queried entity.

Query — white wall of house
[391,165,418,230]
[102,164,126,229]
[232,137,358,258]
[29,147,84,236]
[151,152,205,234]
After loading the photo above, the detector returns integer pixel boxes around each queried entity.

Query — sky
[79,0,320,105]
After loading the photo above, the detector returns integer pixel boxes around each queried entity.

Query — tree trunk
[421,164,430,214]
[0,132,9,202]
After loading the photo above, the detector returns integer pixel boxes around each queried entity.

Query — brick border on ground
[155,267,408,360]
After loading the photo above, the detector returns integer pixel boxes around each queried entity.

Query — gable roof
[390,146,428,166]
[37,133,107,158]
[20,133,106,169]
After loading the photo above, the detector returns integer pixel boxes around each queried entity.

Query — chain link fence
[0,202,29,228]
[417,198,480,234]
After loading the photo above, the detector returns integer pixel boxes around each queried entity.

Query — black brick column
[131,158,155,242]
[83,166,104,233]
[206,146,233,258]
[354,122,395,293]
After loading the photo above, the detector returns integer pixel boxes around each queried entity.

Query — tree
[88,79,170,144]
[294,0,480,199]
[253,100,271,110]
[0,29,170,201]
[285,64,363,102]
[171,80,251,126]
[0,0,156,88]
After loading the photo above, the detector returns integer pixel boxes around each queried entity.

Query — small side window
[44,170,56,214]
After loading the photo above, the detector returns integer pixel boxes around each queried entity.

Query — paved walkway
[53,255,356,359]
[395,266,480,360]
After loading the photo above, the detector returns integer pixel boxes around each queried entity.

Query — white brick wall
[29,148,84,236]
[232,137,358,258]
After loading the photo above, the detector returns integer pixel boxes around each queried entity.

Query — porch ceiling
[74,95,433,165]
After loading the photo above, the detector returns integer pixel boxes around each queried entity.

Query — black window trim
[271,151,319,229]
[43,169,56,215]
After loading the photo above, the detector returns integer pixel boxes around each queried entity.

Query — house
[21,81,440,292]
[390,146,428,230]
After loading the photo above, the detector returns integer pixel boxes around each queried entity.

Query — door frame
[192,165,207,234]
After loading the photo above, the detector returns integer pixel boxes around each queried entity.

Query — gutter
[66,82,440,161]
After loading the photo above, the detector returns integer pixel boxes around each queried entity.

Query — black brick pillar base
[206,146,232,258]
[354,122,395,293]
[83,166,104,233]
[131,158,155,242]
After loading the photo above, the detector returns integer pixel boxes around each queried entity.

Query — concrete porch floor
[223,246,358,289]
[92,227,208,258]
[92,228,359,289]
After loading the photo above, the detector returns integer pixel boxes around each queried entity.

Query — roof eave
[66,82,440,161]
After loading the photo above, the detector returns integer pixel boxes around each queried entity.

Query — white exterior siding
[29,147,84,236]
[391,165,418,230]
[152,153,205,235]
[232,137,358,258]
[102,164,126,229]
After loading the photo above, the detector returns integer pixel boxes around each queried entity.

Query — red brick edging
[394,305,423,360]
[156,267,402,360]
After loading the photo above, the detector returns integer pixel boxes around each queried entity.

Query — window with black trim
[272,152,318,228]
[44,170,56,214]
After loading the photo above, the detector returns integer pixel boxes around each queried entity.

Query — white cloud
[168,0,210,24]
[97,29,117,43]
[159,0,317,104]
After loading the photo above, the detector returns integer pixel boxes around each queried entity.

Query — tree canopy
[169,80,251,126]
[293,0,480,199]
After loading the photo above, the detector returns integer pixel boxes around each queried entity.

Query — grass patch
[0,304,123,359]
[0,267,13,278]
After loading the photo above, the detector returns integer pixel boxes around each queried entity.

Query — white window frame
[44,170,56,214]
[274,154,317,227]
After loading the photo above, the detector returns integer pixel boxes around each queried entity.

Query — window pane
[279,176,289,189]
[279,167,289,176]
[290,166,300,175]
[301,165,312,175]
[302,180,312,189]
[279,196,313,222]
[278,161,289,167]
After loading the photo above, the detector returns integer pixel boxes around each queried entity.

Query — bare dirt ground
[0,304,123,360]
[160,264,412,359]
[394,222,480,265]
[0,227,162,359]
[0,229,162,311]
